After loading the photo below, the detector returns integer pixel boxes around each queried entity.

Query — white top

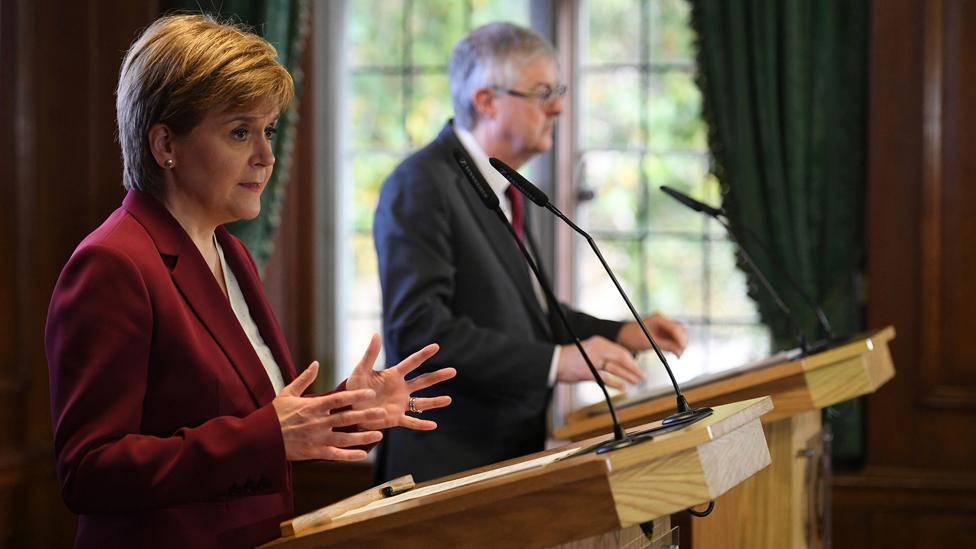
[454,126,561,385]
[215,237,286,395]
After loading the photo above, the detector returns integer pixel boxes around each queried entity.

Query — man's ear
[147,123,176,168]
[471,87,497,120]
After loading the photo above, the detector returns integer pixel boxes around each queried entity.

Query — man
[373,22,687,483]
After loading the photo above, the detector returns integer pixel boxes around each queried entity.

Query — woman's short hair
[116,14,295,194]
[448,22,557,130]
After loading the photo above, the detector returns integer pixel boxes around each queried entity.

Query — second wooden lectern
[556,327,897,549]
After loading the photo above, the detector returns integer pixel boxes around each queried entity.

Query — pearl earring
[163,159,175,169]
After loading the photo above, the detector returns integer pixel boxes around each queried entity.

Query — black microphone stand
[489,158,712,429]
[453,150,638,453]
[660,185,839,355]
[541,205,712,426]
[489,208,636,451]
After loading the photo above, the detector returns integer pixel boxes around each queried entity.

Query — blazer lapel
[441,130,553,338]
[123,191,278,407]
[216,227,298,384]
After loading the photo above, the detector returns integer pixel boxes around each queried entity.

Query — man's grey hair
[449,22,557,130]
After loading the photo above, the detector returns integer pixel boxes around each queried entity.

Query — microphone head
[453,150,499,210]
[488,157,550,207]
[660,185,724,218]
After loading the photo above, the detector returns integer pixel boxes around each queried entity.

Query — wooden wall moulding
[834,466,976,509]
[918,0,976,410]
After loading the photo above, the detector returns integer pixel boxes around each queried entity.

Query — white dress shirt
[454,125,562,385]
[216,237,286,395]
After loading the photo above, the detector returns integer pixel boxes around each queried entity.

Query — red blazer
[46,190,301,548]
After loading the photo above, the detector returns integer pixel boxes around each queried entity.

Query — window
[569,0,770,404]
[337,0,770,395]
[340,0,531,378]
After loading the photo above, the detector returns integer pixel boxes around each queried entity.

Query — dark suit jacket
[46,190,299,548]
[373,121,622,483]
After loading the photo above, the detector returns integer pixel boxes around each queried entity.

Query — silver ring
[408,396,421,414]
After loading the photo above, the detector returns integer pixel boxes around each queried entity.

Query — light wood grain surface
[557,327,896,442]
[261,397,772,549]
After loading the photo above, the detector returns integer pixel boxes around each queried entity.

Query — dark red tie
[505,184,525,241]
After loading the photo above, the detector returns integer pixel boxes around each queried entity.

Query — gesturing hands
[272,362,384,462]
[347,334,457,431]
[272,335,456,463]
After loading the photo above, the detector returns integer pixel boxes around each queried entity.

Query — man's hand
[616,313,688,356]
[556,336,644,390]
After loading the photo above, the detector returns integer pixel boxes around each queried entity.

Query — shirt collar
[453,125,512,219]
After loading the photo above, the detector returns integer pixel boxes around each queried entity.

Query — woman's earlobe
[147,123,175,168]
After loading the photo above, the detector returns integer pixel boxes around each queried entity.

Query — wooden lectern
[555,327,897,549]
[261,397,773,549]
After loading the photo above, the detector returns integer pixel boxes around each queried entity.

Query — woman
[45,14,455,548]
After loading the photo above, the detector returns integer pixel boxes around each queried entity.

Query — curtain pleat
[689,0,869,460]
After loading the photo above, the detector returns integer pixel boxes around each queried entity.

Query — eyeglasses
[491,83,568,108]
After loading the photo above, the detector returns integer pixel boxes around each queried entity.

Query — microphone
[659,185,835,352]
[454,150,638,452]
[490,157,713,428]
[660,185,724,218]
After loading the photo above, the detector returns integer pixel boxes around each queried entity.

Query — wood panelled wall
[832,1,976,546]
[2,1,160,546]
[0,1,343,545]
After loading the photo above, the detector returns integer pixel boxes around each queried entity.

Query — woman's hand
[346,334,456,431]
[272,362,386,461]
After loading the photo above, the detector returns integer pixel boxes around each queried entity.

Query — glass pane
[643,235,704,317]
[575,238,641,320]
[411,0,467,66]
[407,74,452,146]
[347,0,406,67]
[470,0,530,27]
[709,239,762,321]
[703,323,771,372]
[646,72,705,150]
[351,234,383,315]
[578,152,642,233]
[704,173,727,237]
[647,0,695,64]
[645,153,710,232]
[350,74,407,149]
[583,0,640,65]
[341,316,386,380]
[581,68,641,149]
[350,153,401,232]
[650,321,709,384]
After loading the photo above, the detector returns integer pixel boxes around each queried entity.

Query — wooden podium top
[556,326,896,442]
[262,397,773,549]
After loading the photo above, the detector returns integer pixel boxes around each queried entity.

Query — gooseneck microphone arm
[713,215,808,351]
[452,150,629,448]
[490,157,712,426]
[659,185,836,349]
[736,222,834,340]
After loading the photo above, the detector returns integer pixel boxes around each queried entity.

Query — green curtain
[688,0,869,461]
[164,0,310,271]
